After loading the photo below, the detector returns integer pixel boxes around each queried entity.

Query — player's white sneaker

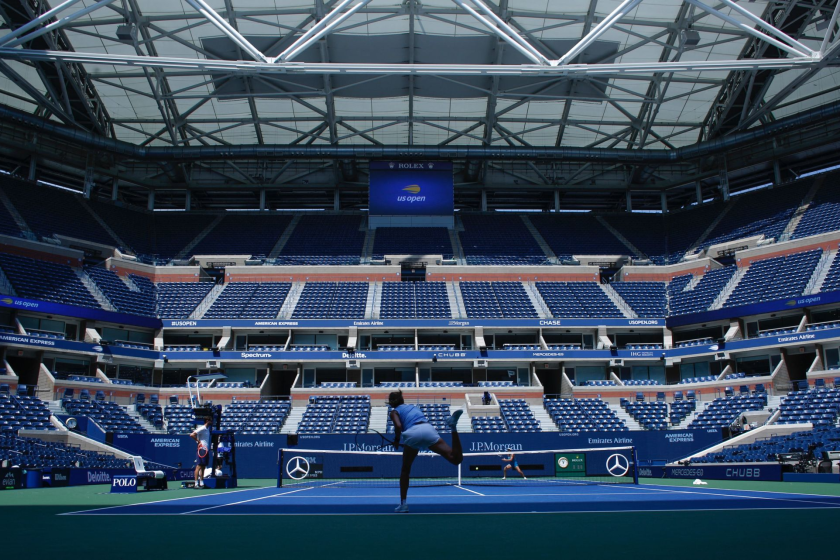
[394,504,409,513]
[446,409,464,430]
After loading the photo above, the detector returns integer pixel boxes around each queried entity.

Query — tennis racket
[355,428,397,451]
[197,442,208,458]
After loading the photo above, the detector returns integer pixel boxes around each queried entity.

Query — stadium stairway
[609,403,645,431]
[594,216,647,259]
[74,269,115,311]
[779,174,824,242]
[521,283,551,319]
[0,186,32,236]
[77,197,129,251]
[806,250,835,294]
[126,407,166,434]
[448,228,466,265]
[448,282,468,319]
[280,406,305,434]
[600,284,636,318]
[520,216,558,263]
[686,201,736,256]
[532,405,558,432]
[709,267,748,310]
[670,400,712,429]
[175,214,226,260]
[278,282,305,319]
[369,406,389,434]
[268,215,301,259]
[361,228,376,263]
[365,282,376,318]
[192,283,226,319]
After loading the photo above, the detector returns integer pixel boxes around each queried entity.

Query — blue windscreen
[369,161,454,216]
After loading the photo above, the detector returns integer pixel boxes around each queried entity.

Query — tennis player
[388,391,463,513]
[502,452,526,479]
[190,417,213,488]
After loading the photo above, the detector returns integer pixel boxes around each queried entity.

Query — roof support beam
[453,0,550,66]
[276,0,373,63]
[556,0,644,66]
[182,0,268,63]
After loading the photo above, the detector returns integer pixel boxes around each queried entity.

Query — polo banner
[665,463,781,482]
[369,161,453,216]
[110,475,138,493]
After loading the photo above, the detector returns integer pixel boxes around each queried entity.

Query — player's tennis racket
[197,443,208,458]
[354,428,397,451]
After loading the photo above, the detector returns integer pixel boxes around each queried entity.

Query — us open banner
[369,161,453,216]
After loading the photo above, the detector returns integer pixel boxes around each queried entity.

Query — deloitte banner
[369,161,453,216]
[664,463,781,482]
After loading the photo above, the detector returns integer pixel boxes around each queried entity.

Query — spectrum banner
[369,161,453,216]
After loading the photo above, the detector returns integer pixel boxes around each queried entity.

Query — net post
[457,462,462,486]
[632,446,639,485]
[277,448,283,487]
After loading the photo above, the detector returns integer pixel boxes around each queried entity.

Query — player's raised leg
[428,409,464,465]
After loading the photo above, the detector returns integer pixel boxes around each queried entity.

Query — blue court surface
[65,483,840,516]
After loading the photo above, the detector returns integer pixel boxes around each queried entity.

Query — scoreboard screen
[368,161,454,216]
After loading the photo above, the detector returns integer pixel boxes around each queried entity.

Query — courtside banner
[665,463,781,482]
[369,161,453,216]
[162,318,665,328]
[68,468,135,486]
[110,475,138,493]
[0,468,23,490]
[0,295,161,329]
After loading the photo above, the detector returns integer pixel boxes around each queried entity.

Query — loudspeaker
[287,434,298,446]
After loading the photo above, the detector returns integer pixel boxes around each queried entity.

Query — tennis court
[3,478,839,560]
[63,480,840,516]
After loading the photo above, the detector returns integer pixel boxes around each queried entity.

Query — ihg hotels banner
[369,161,454,216]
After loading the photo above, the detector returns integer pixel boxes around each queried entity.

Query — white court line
[614,484,840,508]
[453,486,485,496]
[638,482,840,500]
[60,485,275,516]
[180,481,344,515]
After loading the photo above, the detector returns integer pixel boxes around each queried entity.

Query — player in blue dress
[388,391,463,513]
[502,452,526,479]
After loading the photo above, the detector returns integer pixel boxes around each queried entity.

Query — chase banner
[369,161,453,216]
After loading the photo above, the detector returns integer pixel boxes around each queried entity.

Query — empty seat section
[776,387,840,426]
[0,253,100,309]
[459,281,537,318]
[693,426,840,463]
[668,266,736,315]
[204,282,291,319]
[1,179,116,245]
[602,213,668,264]
[379,282,451,319]
[687,394,767,429]
[459,214,547,265]
[155,281,214,318]
[0,393,54,432]
[277,215,365,265]
[372,227,453,259]
[793,175,840,239]
[152,213,218,261]
[85,266,156,316]
[292,282,368,319]
[535,282,622,318]
[698,180,813,251]
[723,250,821,307]
[499,399,541,432]
[530,214,629,260]
[543,397,626,431]
[611,282,667,318]
[189,213,292,258]
[220,400,291,434]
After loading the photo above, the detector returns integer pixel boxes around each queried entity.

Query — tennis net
[278,446,637,488]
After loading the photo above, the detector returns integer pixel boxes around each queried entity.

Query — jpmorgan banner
[369,161,453,216]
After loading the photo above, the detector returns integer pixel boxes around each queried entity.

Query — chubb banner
[369,161,454,216]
